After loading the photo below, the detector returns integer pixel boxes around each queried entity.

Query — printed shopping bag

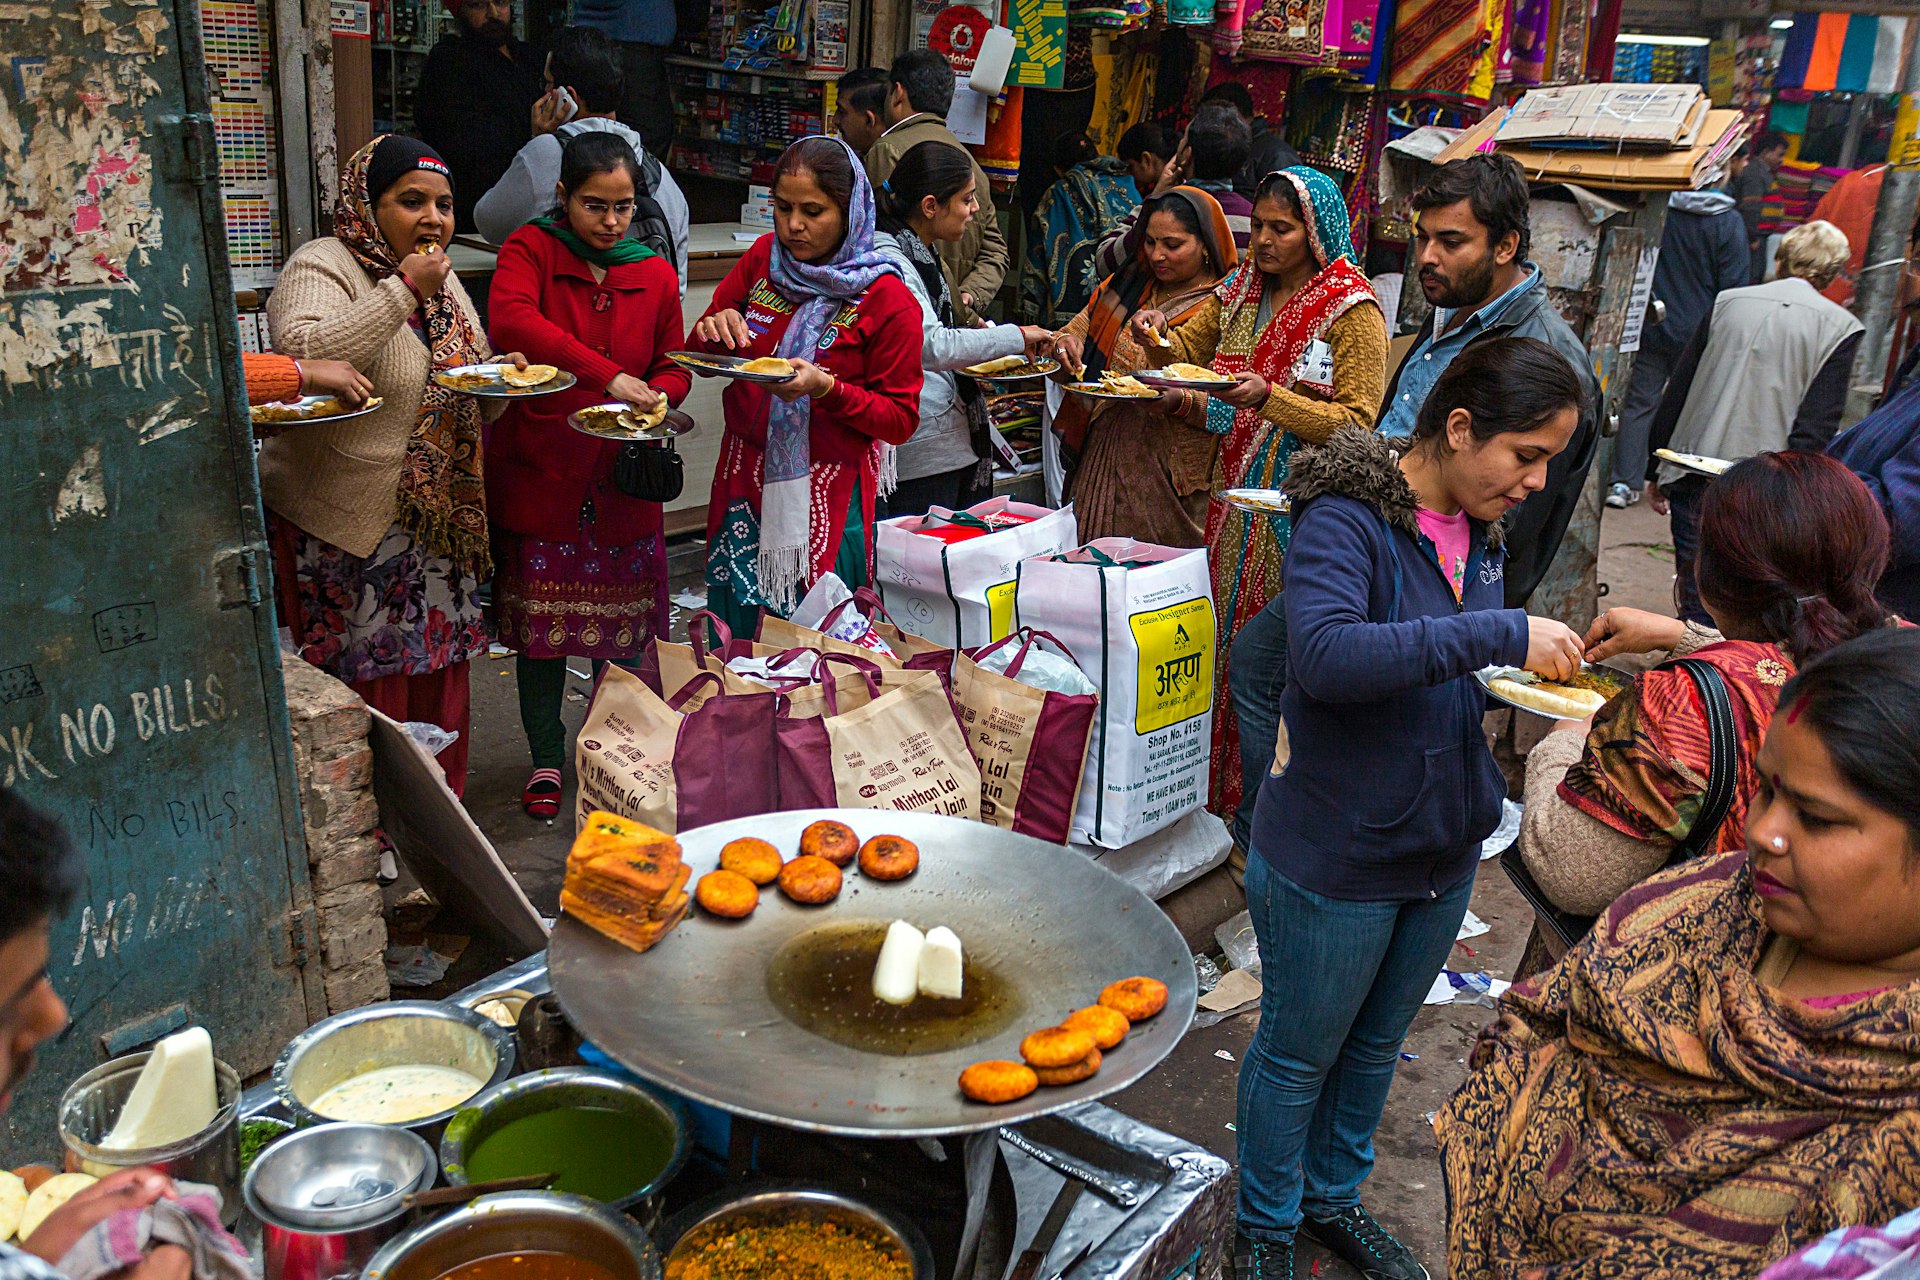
[1015,539,1215,848]
[874,497,1077,648]
[953,629,1099,843]
[778,655,982,819]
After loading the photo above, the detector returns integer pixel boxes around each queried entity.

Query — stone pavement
[455,500,1678,1278]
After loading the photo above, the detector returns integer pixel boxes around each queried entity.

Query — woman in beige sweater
[261,135,524,797]
[1517,453,1895,963]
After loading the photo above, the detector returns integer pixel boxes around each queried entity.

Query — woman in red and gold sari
[1134,166,1387,844]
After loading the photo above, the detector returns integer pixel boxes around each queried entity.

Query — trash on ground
[1457,910,1489,941]
[1424,968,1512,1007]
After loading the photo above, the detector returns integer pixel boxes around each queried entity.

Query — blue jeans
[1664,476,1711,626]
[1235,853,1474,1241]
[1229,596,1289,852]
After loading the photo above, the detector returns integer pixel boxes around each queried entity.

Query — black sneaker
[1301,1206,1430,1280]
[1233,1231,1299,1280]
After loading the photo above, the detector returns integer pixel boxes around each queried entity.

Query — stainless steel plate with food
[961,355,1060,380]
[1654,447,1733,477]
[567,403,697,442]
[1217,488,1291,516]
[1061,376,1161,401]
[547,808,1195,1137]
[1135,364,1237,391]
[432,363,578,397]
[666,352,799,383]
[249,395,386,426]
[1476,663,1630,721]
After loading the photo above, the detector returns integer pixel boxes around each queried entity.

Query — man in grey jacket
[472,25,690,294]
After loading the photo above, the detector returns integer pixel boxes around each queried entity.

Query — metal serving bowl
[439,1068,687,1232]
[59,1052,244,1225]
[359,1190,662,1280]
[660,1187,934,1280]
[274,1002,514,1139]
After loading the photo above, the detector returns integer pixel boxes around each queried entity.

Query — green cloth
[532,214,657,267]
[707,479,869,643]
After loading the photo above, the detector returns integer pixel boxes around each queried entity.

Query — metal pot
[274,1002,514,1143]
[59,1052,243,1225]
[661,1186,934,1280]
[360,1191,662,1280]
[438,1069,686,1234]
[244,1123,437,1280]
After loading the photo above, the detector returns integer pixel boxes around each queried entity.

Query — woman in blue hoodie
[1232,336,1588,1280]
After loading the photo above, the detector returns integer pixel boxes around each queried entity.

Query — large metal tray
[548,809,1196,1138]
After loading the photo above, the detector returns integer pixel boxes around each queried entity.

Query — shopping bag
[758,588,955,672]
[573,665,781,834]
[779,654,982,819]
[1015,539,1215,848]
[874,497,1077,648]
[953,629,1099,843]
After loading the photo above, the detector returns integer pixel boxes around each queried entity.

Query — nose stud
[1769,836,1787,852]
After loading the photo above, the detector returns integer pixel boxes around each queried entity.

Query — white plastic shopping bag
[1015,539,1215,849]
[873,496,1077,648]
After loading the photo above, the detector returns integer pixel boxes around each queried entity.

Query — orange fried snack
[1019,1025,1096,1069]
[1033,1048,1102,1087]
[959,1060,1039,1104]
[798,819,860,868]
[1063,1004,1129,1050]
[719,837,784,886]
[777,854,844,904]
[1099,976,1169,1022]
[560,811,690,953]
[857,834,919,881]
[695,869,760,919]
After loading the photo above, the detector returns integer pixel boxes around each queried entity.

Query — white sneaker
[1605,483,1640,509]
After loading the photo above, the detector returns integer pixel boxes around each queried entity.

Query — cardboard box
[1433,107,1749,192]
[1498,83,1709,149]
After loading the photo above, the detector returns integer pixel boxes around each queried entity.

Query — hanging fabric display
[1389,0,1491,99]
[1548,0,1590,86]
[1508,0,1550,84]
[1241,0,1332,65]
[1214,0,1252,56]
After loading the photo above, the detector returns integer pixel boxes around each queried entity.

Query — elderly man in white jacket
[872,139,1053,516]
[473,25,689,294]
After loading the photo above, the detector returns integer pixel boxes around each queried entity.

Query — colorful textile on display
[1214,0,1251,57]
[1558,639,1791,853]
[760,136,898,613]
[1027,156,1146,329]
[1438,851,1920,1278]
[977,88,1024,189]
[335,137,494,577]
[1583,0,1622,79]
[1763,159,1845,236]
[1204,167,1376,822]
[1777,14,1911,94]
[1241,0,1329,64]
[1547,0,1590,86]
[1388,0,1489,99]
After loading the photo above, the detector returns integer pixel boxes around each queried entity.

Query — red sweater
[690,236,922,470]
[486,226,692,544]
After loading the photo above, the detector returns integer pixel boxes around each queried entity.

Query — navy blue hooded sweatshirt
[1250,426,1530,901]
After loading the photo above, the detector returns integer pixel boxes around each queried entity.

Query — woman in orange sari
[1134,166,1387,844]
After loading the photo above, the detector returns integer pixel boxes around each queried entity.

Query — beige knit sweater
[258,237,498,558]
[1518,622,1720,916]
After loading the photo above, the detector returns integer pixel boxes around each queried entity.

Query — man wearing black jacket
[1378,154,1600,609]
[415,0,544,228]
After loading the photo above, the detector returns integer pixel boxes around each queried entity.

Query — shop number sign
[1005,0,1066,89]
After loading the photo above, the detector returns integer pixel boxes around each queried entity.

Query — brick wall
[282,654,390,1012]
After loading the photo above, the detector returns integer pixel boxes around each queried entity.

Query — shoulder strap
[1664,657,1740,863]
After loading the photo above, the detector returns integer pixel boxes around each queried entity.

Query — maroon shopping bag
[953,629,1099,843]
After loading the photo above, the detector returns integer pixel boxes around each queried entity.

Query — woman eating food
[688,135,923,633]
[261,135,526,797]
[1232,338,1586,1280]
[872,140,1053,517]
[1051,187,1238,546]
[1440,626,1920,1279]
[1516,452,1895,959]
[486,131,692,820]
[1130,166,1388,834]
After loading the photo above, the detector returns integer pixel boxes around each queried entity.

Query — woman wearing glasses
[486,130,691,818]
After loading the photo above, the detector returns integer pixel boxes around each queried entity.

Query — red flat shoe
[523,768,562,820]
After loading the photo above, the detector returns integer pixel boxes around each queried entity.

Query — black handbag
[614,441,683,503]
[1502,657,1740,950]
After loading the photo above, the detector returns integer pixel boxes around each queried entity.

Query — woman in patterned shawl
[1440,627,1920,1279]
[1134,165,1388,837]
[1516,453,1897,964]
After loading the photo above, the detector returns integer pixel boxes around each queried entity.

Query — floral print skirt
[270,516,489,684]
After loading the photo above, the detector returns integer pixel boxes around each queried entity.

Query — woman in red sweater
[487,131,692,817]
[690,135,923,634]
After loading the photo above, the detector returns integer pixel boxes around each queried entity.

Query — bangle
[400,272,425,305]
[291,359,305,389]
[813,372,837,401]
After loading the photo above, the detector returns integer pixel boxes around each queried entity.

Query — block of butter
[103,1026,217,1150]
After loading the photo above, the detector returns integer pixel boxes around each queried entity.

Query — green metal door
[0,0,323,1153]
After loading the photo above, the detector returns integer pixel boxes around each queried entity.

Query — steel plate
[432,364,579,398]
[548,809,1195,1137]
[249,394,385,426]
[1475,663,1630,722]
[666,352,798,383]
[1134,369,1236,392]
[567,403,697,443]
[1061,381,1162,402]
[1653,447,1732,477]
[961,356,1060,381]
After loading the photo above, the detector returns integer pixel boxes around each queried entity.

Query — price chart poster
[1005,0,1065,88]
